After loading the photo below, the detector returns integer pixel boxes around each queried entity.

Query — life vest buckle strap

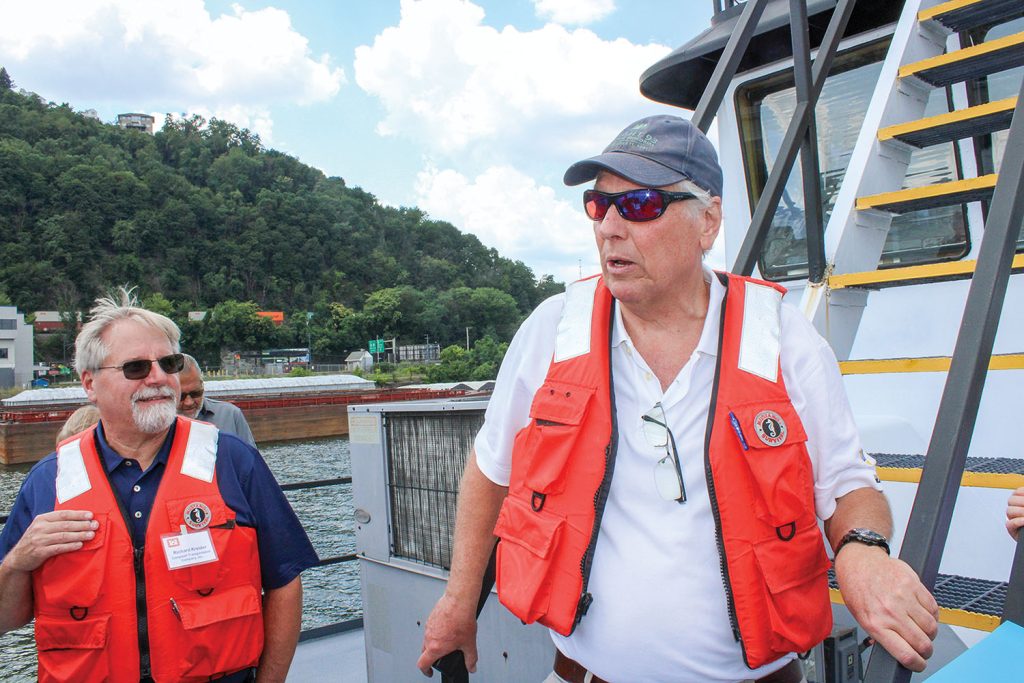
[776,522,797,542]
[531,491,547,512]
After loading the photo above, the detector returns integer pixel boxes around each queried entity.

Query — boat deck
[289,628,367,682]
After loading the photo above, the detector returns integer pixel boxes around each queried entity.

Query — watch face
[841,528,890,555]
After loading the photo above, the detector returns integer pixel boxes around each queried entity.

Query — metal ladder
[780,0,1024,680]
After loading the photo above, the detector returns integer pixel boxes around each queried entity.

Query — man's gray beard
[131,388,177,433]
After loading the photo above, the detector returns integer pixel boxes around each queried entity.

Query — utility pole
[465,326,471,351]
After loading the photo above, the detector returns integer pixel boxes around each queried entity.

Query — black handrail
[864,76,1024,683]
[1006,538,1024,626]
[732,0,858,276]
[789,0,826,284]
[692,0,769,132]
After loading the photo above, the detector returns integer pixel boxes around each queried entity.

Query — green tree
[0,67,12,91]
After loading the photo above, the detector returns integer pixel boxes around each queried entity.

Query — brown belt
[553,650,804,683]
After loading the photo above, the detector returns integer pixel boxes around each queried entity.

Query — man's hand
[4,510,98,573]
[1006,487,1024,541]
[834,543,938,672]
[416,592,480,677]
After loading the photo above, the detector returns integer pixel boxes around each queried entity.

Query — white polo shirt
[474,267,880,683]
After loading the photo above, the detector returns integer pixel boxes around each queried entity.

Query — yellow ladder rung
[899,31,1024,80]
[878,97,1017,142]
[828,254,1024,290]
[839,353,1024,374]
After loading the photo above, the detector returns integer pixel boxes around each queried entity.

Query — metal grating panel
[874,452,1024,475]
[829,568,1006,617]
[385,410,485,569]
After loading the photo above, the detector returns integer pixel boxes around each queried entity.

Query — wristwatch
[834,528,890,558]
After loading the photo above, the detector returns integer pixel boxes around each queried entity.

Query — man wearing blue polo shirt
[0,288,318,683]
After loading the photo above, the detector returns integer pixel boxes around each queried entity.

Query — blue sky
[0,0,716,284]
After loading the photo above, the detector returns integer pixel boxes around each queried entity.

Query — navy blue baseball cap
[563,115,723,197]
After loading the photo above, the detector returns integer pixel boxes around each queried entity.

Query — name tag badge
[161,527,219,570]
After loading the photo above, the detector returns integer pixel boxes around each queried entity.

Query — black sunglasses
[583,188,697,223]
[98,353,185,380]
[180,389,205,402]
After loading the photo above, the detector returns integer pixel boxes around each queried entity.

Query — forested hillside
[0,73,563,363]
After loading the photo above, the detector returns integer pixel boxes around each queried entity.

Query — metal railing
[280,476,362,641]
[730,0,858,281]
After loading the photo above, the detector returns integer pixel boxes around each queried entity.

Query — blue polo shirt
[0,420,319,589]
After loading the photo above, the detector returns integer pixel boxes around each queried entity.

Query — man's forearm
[257,576,303,683]
[824,487,893,551]
[0,562,34,634]
[445,450,508,606]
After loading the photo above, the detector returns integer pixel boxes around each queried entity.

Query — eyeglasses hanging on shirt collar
[641,402,686,503]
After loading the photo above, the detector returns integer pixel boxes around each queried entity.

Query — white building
[344,350,374,373]
[0,307,33,388]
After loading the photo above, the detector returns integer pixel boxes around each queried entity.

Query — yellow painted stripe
[830,588,1001,631]
[839,353,1024,374]
[875,467,1024,490]
[878,97,1017,141]
[900,31,1024,79]
[919,0,988,23]
[828,252,1024,289]
[856,174,997,211]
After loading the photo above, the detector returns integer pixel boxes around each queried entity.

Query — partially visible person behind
[177,353,256,446]
[55,404,101,445]
[0,287,317,683]
[1007,486,1024,540]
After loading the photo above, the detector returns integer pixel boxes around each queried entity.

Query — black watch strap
[835,528,890,558]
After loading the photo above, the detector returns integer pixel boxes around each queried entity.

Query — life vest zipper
[705,275,746,661]
[572,296,619,633]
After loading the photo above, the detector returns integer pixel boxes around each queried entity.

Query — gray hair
[74,286,181,375]
[674,178,714,212]
[182,353,204,380]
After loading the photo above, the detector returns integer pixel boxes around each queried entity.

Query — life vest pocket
[35,612,110,683]
[752,522,831,654]
[726,400,812,528]
[515,381,595,495]
[171,583,264,680]
[493,495,565,624]
[37,513,110,608]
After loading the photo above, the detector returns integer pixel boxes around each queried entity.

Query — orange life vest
[32,417,264,683]
[493,273,831,668]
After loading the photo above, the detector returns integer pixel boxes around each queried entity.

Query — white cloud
[354,0,671,157]
[0,0,344,139]
[532,0,616,25]
[416,165,599,283]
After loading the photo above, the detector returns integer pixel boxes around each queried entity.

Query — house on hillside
[0,307,33,388]
[117,113,155,134]
[344,350,373,373]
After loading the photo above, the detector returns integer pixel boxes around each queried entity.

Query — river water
[0,437,358,682]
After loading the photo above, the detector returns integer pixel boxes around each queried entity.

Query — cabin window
[967,16,1024,250]
[736,40,968,281]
